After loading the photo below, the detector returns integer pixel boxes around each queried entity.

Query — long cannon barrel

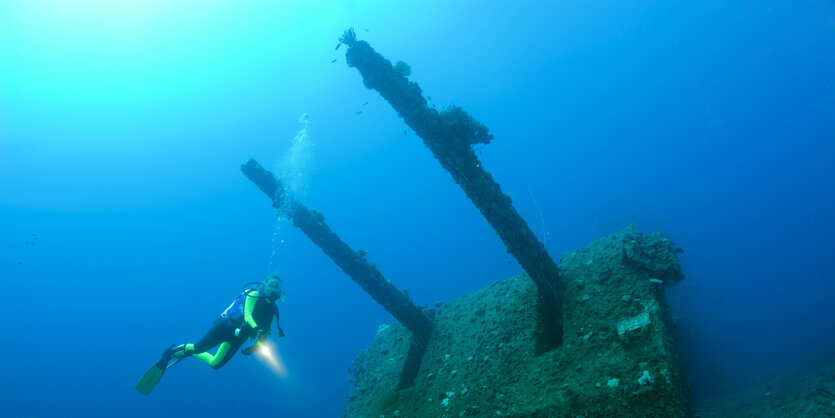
[340,29,564,343]
[241,159,434,346]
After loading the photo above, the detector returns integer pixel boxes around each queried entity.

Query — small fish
[356,110,363,115]
[330,59,337,63]
[427,96,432,101]
[404,129,408,136]
[335,43,341,51]
[362,102,368,106]
[363,28,369,32]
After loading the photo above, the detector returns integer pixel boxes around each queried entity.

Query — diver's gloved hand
[234,328,242,337]
[278,327,285,338]
[257,329,270,340]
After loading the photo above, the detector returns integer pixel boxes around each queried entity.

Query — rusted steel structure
[340,29,564,343]
[241,159,434,347]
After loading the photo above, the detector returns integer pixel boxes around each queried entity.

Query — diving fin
[135,346,180,396]
[135,357,167,396]
[166,357,183,370]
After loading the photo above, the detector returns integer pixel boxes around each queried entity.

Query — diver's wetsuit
[173,290,278,369]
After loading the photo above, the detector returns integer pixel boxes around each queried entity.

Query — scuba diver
[135,274,286,395]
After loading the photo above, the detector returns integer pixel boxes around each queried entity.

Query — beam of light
[255,339,288,379]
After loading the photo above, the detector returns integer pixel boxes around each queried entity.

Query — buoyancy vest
[221,286,278,331]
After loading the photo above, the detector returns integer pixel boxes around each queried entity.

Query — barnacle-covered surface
[345,227,691,417]
[621,229,685,284]
[440,106,493,146]
[394,61,411,77]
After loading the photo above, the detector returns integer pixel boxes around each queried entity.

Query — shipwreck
[241,29,692,417]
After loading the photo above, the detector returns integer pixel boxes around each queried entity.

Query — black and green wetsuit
[172,290,278,369]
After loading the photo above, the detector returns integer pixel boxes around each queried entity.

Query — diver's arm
[244,290,259,330]
[274,304,284,337]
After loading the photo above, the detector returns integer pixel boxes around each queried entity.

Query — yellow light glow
[255,340,288,379]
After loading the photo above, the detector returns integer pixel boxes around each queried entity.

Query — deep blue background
[2,1,833,416]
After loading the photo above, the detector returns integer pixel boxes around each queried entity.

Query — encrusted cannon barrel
[241,159,434,347]
[340,29,564,344]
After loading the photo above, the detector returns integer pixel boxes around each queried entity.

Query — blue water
[2,1,833,416]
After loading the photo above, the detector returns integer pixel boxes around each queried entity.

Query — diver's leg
[193,333,247,369]
[212,335,248,369]
[193,342,231,369]
[170,318,229,360]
